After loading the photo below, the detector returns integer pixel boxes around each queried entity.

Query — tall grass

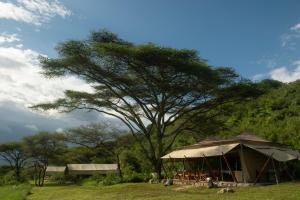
[0,184,32,200]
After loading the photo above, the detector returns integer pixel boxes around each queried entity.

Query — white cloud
[291,23,300,32]
[0,46,93,107]
[270,61,300,82]
[0,33,20,44]
[252,73,267,81]
[0,0,71,26]
[281,22,300,48]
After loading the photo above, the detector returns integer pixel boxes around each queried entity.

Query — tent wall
[240,147,267,182]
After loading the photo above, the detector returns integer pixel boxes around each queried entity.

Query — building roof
[46,166,66,172]
[162,132,300,162]
[180,132,282,150]
[67,164,118,171]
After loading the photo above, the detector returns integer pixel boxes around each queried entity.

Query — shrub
[100,173,123,186]
[49,173,66,184]
[0,171,18,185]
[123,172,150,183]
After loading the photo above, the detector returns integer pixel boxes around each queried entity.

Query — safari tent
[45,166,66,175]
[66,164,119,176]
[162,133,300,184]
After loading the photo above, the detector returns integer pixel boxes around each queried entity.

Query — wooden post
[271,158,279,185]
[254,153,273,185]
[222,152,238,183]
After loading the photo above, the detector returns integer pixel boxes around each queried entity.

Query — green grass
[26,182,300,200]
[0,184,32,200]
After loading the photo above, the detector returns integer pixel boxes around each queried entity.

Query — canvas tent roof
[161,143,239,159]
[244,144,300,162]
[162,133,300,162]
[46,166,66,173]
[67,164,118,171]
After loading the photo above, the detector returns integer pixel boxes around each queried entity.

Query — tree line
[0,123,142,186]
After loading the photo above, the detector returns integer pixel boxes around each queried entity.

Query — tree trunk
[116,154,122,177]
[155,159,163,179]
[34,163,38,186]
[15,165,20,182]
[41,165,47,186]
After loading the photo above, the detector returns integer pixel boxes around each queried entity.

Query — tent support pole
[240,144,246,183]
[271,158,279,185]
[254,153,273,185]
[222,152,237,183]
[201,157,204,172]
[220,156,223,181]
[203,154,213,177]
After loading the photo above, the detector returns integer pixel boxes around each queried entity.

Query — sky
[0,0,300,142]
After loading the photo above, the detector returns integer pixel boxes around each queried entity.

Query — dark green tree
[23,132,66,186]
[0,142,29,181]
[33,30,261,177]
[65,123,121,164]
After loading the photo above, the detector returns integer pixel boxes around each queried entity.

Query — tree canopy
[33,30,262,176]
[0,142,29,181]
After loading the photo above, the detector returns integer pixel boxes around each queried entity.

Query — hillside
[219,80,300,149]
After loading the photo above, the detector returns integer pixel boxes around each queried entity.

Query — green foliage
[49,173,66,185]
[101,173,123,186]
[219,80,300,149]
[122,171,151,183]
[0,184,31,200]
[0,171,28,186]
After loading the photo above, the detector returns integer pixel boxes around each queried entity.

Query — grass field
[0,184,31,200]
[25,182,300,200]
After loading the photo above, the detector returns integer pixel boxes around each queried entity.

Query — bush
[80,173,123,186]
[123,172,151,183]
[49,173,66,184]
[0,171,29,186]
[99,173,123,186]
[0,183,32,200]
[0,171,18,185]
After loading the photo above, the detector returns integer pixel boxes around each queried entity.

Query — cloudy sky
[0,0,300,142]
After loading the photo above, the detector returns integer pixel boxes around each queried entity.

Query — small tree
[65,123,118,149]
[0,142,29,182]
[23,132,66,186]
[65,123,121,164]
[33,30,262,177]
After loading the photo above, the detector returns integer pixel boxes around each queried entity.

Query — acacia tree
[0,142,29,181]
[65,123,121,164]
[23,132,65,186]
[65,123,118,150]
[33,30,261,177]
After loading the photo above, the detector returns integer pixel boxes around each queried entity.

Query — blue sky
[2,0,300,78]
[0,0,300,142]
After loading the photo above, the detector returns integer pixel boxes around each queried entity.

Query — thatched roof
[67,164,118,171]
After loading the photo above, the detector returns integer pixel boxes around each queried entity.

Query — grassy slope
[0,184,31,200]
[27,182,300,200]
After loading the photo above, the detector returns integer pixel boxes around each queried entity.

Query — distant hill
[219,80,300,149]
